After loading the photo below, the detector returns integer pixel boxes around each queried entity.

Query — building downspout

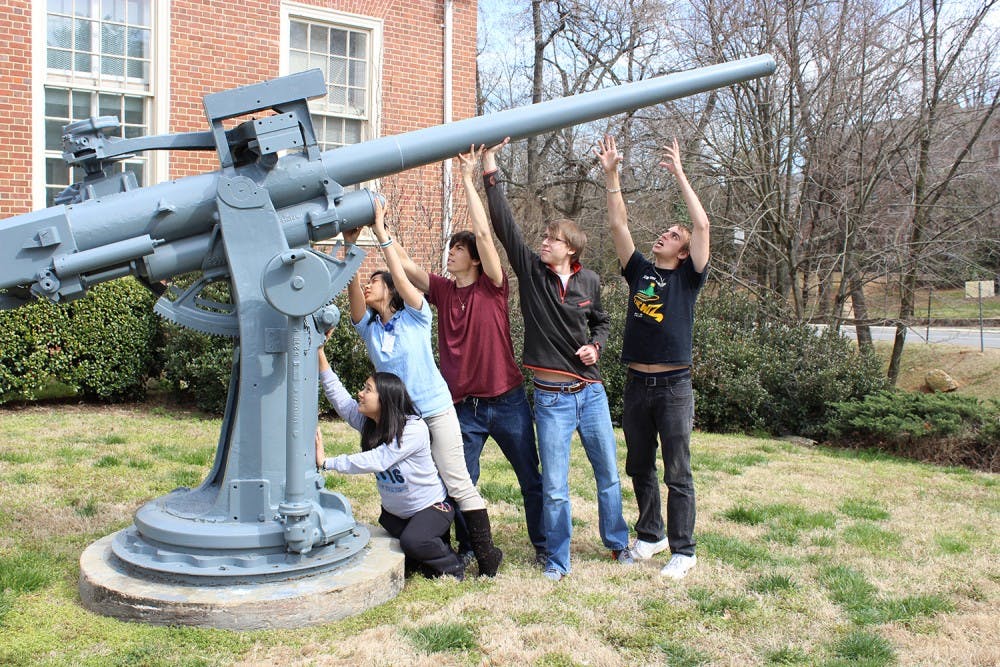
[441,0,454,272]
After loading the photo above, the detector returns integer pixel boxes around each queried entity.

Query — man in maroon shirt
[396,145,545,566]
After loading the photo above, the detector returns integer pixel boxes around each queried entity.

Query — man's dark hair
[449,231,481,272]
[359,372,421,452]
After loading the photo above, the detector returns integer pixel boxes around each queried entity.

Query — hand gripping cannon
[0,56,774,596]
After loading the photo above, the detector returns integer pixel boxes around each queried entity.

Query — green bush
[819,391,1000,470]
[0,278,159,402]
[690,291,887,435]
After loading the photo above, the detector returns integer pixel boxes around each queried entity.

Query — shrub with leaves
[690,291,887,435]
[0,278,159,402]
[820,390,999,470]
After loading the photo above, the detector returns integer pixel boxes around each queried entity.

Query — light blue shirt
[354,300,453,417]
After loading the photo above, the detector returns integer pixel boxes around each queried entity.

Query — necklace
[651,266,673,289]
[455,283,473,313]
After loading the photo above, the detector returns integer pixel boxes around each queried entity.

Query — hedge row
[0,279,159,402]
[6,277,994,473]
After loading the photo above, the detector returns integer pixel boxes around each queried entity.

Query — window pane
[126,58,148,79]
[72,91,92,118]
[328,86,346,109]
[48,0,74,14]
[328,57,346,85]
[125,162,144,182]
[46,120,66,151]
[46,89,70,118]
[75,18,93,50]
[290,21,307,48]
[127,0,150,25]
[330,29,347,56]
[309,53,328,79]
[126,27,148,58]
[99,93,120,118]
[344,119,362,144]
[289,50,308,73]
[48,49,73,70]
[123,95,144,124]
[48,16,73,48]
[46,158,71,186]
[102,56,124,76]
[348,32,366,59]
[348,88,365,113]
[124,125,144,139]
[101,0,125,22]
[74,53,93,72]
[349,60,366,88]
[102,23,125,56]
[74,0,92,17]
[309,24,328,54]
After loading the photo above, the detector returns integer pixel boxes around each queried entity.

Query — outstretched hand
[371,196,388,242]
[457,144,485,179]
[658,137,685,179]
[315,427,326,469]
[482,136,510,173]
[594,134,622,175]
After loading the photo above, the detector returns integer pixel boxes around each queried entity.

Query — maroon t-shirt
[426,271,524,402]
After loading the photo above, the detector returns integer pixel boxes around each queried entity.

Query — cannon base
[79,525,404,630]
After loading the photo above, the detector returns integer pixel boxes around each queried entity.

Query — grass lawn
[0,403,996,666]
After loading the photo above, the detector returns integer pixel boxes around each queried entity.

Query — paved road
[817,324,1000,349]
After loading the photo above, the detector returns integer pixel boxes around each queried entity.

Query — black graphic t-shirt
[621,250,707,366]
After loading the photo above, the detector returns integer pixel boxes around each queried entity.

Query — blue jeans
[533,381,630,575]
[455,386,545,552]
[622,370,696,556]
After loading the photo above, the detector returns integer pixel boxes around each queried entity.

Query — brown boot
[462,509,503,577]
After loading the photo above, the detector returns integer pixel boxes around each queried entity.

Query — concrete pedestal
[79,525,404,630]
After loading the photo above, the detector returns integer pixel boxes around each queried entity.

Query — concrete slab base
[79,525,404,630]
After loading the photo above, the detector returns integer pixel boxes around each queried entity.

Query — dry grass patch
[0,404,996,665]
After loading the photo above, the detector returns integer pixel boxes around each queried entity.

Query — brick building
[0,0,479,270]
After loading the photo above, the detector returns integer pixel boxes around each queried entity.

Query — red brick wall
[0,1,34,217]
[0,0,478,267]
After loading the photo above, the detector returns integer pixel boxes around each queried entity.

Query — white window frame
[279,1,383,151]
[32,1,171,208]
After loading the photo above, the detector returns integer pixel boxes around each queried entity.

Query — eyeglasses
[541,233,568,245]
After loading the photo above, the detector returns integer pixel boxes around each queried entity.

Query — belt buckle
[645,377,658,387]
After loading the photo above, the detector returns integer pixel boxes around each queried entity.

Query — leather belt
[533,379,587,394]
[627,368,690,386]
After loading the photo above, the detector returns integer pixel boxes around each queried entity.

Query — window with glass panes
[288,18,370,151]
[44,0,153,206]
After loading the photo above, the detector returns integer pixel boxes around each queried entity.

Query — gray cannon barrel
[0,55,774,295]
[323,54,776,185]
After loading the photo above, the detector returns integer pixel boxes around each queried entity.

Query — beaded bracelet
[606,187,621,194]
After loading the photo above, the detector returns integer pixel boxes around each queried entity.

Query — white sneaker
[660,554,696,580]
[630,537,670,560]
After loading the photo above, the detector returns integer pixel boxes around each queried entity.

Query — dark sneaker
[534,548,548,569]
[611,548,635,565]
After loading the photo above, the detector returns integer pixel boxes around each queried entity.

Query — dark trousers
[454,386,545,551]
[378,502,461,577]
[622,371,696,556]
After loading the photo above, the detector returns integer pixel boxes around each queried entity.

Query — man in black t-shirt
[596,135,710,580]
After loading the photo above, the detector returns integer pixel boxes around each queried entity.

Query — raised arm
[394,239,431,294]
[481,137,533,276]
[661,138,710,273]
[459,145,503,288]
[595,135,635,269]
[371,198,425,310]
[342,227,367,324]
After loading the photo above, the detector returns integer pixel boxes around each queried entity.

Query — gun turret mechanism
[0,56,775,584]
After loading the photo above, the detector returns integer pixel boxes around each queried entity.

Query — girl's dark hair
[366,270,405,325]
[359,372,420,451]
